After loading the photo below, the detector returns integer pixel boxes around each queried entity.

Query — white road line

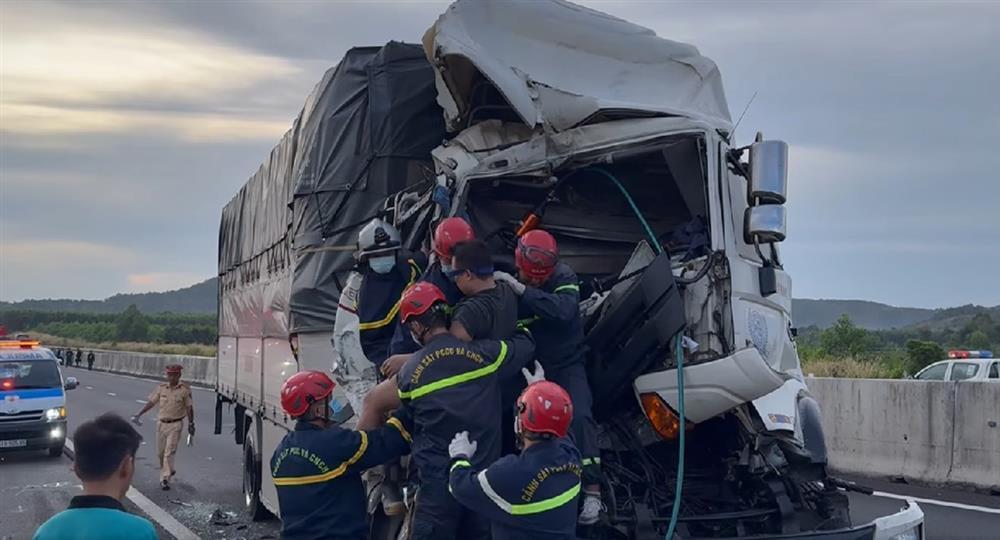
[85,386,93,390]
[873,490,1000,515]
[65,439,199,540]
[136,399,147,404]
[106,392,117,397]
[86,369,213,392]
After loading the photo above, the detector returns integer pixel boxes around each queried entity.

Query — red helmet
[280,371,335,418]
[516,229,559,281]
[399,281,447,324]
[433,217,474,259]
[516,381,573,438]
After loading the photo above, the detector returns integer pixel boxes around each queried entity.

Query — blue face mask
[369,255,395,274]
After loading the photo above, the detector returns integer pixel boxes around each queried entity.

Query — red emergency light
[948,350,993,359]
[0,339,40,349]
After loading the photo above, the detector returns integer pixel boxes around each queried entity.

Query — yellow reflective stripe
[581,457,601,466]
[272,431,369,486]
[386,416,411,443]
[477,469,580,515]
[358,259,420,331]
[450,459,471,472]
[398,341,508,400]
[553,284,579,294]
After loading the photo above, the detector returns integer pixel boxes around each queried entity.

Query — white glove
[521,360,546,385]
[448,431,478,460]
[493,270,526,295]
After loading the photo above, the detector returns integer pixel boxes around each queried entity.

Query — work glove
[448,431,478,460]
[493,271,526,296]
[521,360,546,385]
[188,423,196,435]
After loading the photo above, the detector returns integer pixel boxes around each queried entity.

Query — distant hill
[791,299,934,330]
[4,277,996,330]
[0,279,217,315]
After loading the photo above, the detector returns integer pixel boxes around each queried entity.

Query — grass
[26,331,216,357]
[801,356,903,379]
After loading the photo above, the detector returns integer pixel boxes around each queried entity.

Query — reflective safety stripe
[398,341,508,400]
[386,417,411,443]
[476,470,580,515]
[272,432,369,486]
[450,459,471,472]
[358,260,420,331]
[581,457,601,466]
[553,283,580,294]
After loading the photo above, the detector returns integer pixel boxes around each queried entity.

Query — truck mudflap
[671,502,923,540]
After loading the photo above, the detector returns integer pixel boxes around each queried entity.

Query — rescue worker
[448,376,581,540]
[130,364,194,490]
[270,370,412,540]
[382,216,474,376]
[357,282,536,540]
[86,351,95,371]
[355,218,425,369]
[493,228,605,524]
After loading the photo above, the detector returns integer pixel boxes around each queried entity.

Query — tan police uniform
[147,382,192,482]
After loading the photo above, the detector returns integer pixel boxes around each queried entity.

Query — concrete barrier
[810,377,1000,491]
[61,349,216,387]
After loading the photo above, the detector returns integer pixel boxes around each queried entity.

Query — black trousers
[409,479,490,540]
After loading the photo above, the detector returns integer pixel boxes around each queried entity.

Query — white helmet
[358,218,401,260]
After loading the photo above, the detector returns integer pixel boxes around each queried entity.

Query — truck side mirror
[749,140,788,205]
[744,205,786,244]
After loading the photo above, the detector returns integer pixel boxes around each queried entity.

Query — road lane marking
[83,369,214,392]
[85,386,93,390]
[64,439,200,540]
[107,392,117,397]
[873,490,1000,515]
[136,399,147,404]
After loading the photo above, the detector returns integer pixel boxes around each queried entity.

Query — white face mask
[440,261,453,279]
[369,255,395,274]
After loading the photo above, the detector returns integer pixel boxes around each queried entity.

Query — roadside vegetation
[798,313,999,378]
[0,305,216,357]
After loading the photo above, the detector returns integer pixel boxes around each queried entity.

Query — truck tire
[242,417,270,521]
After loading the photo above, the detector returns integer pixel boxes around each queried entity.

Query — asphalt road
[3,366,998,539]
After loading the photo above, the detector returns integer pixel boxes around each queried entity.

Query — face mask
[441,262,454,281]
[369,255,395,274]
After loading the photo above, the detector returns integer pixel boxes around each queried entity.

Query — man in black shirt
[448,240,519,342]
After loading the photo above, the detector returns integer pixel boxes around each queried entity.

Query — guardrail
[60,349,215,387]
[809,377,1000,491]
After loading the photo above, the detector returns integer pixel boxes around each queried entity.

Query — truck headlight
[45,407,66,421]
[889,526,921,540]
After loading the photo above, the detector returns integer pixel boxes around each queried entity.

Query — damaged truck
[215,1,924,538]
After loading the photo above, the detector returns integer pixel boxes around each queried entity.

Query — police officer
[75,348,82,367]
[86,351,95,371]
[131,364,194,490]
[448,377,581,540]
[494,229,604,524]
[358,282,536,540]
[355,218,425,369]
[270,370,412,540]
[382,216,474,375]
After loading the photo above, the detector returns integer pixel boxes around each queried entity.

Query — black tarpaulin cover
[218,42,444,337]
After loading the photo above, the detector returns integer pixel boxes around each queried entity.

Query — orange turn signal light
[639,392,690,441]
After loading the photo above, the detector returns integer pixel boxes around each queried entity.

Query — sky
[1,0,998,308]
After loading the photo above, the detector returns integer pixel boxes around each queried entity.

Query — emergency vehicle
[0,337,78,456]
[914,350,999,382]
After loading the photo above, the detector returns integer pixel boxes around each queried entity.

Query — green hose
[584,167,686,539]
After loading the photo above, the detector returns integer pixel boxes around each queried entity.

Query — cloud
[0,240,140,301]
[0,1,300,142]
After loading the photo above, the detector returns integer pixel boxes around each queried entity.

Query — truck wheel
[48,445,64,458]
[242,422,270,521]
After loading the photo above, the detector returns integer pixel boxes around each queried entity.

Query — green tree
[905,340,944,374]
[116,304,149,342]
[819,314,872,357]
[968,330,991,350]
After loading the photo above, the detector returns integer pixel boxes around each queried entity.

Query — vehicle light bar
[948,350,993,359]
[0,340,40,349]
